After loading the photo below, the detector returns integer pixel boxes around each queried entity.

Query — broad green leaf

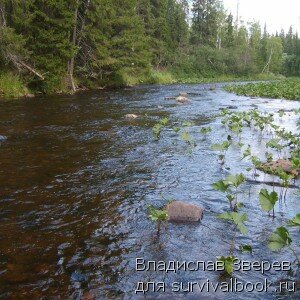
[173,126,180,133]
[226,194,235,203]
[212,180,230,192]
[266,138,283,150]
[288,214,300,227]
[225,173,245,188]
[218,212,233,221]
[259,189,278,212]
[211,141,231,152]
[200,127,212,134]
[232,212,248,234]
[217,256,237,275]
[240,245,253,254]
[152,123,163,139]
[148,205,168,222]
[268,227,292,251]
[160,117,169,126]
[218,212,248,234]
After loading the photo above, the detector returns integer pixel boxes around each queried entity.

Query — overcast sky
[222,0,300,34]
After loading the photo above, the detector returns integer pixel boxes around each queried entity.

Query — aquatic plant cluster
[150,107,300,276]
[225,79,300,101]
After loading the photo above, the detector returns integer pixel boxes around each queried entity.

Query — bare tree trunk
[18,61,45,80]
[68,0,80,93]
[0,2,6,29]
[76,0,91,47]
[262,48,273,73]
[68,0,92,93]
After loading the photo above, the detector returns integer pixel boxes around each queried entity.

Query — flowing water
[0,83,299,299]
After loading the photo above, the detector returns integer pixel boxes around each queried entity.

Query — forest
[0,0,300,97]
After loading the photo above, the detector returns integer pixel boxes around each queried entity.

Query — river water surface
[0,83,299,299]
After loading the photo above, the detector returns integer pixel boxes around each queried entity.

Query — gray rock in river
[179,92,188,97]
[125,114,138,119]
[176,96,190,104]
[167,201,204,222]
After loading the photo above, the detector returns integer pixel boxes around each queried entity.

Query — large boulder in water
[167,201,204,222]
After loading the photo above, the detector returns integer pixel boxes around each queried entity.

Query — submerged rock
[83,292,96,300]
[179,92,188,97]
[176,96,190,104]
[71,270,87,282]
[167,201,204,222]
[125,114,138,119]
[260,159,299,177]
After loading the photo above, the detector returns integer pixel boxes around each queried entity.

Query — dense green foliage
[0,0,299,97]
[0,73,28,98]
[225,79,300,100]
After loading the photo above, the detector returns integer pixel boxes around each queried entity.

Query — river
[0,83,299,299]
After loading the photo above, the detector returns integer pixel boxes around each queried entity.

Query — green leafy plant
[213,174,245,211]
[148,205,168,234]
[160,117,170,126]
[266,138,284,156]
[173,126,181,133]
[216,256,238,275]
[242,145,251,160]
[268,227,292,250]
[211,140,231,165]
[200,126,212,139]
[225,79,300,101]
[152,117,170,140]
[278,110,285,118]
[181,130,195,147]
[218,212,248,234]
[288,214,300,227]
[153,123,163,140]
[259,189,278,217]
[250,156,262,178]
[268,217,300,265]
[240,244,253,254]
[277,169,294,200]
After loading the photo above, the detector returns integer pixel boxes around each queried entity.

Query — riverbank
[225,78,300,100]
[0,70,284,100]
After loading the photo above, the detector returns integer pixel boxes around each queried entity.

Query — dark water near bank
[0,83,299,299]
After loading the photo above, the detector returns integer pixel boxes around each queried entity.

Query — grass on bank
[225,78,300,100]
[108,68,283,86]
[0,73,28,99]
[0,68,286,100]
[138,69,282,86]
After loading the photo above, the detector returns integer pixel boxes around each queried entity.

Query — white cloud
[222,0,300,34]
